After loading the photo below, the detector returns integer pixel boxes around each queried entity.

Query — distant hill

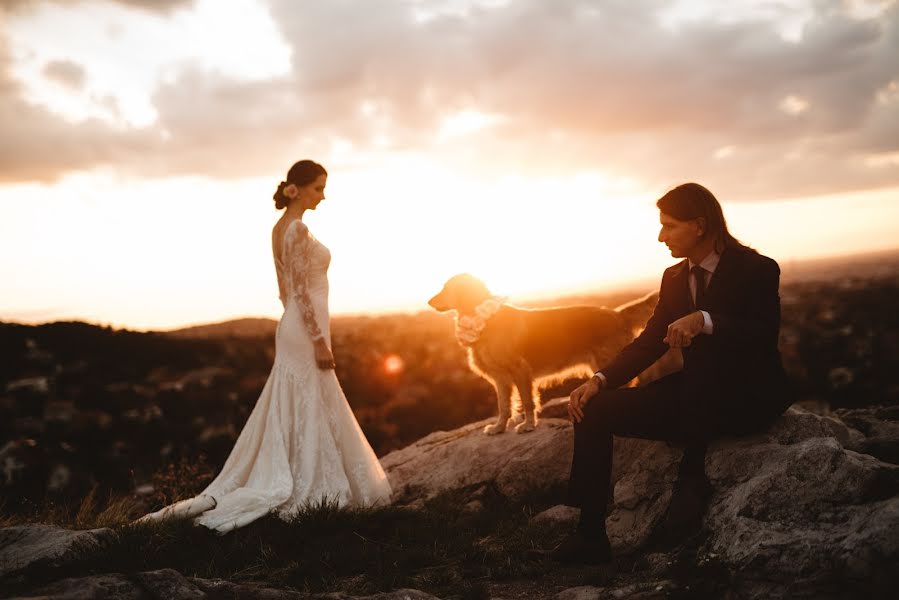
[162,317,278,340]
[779,247,899,283]
[519,248,899,311]
[158,248,899,339]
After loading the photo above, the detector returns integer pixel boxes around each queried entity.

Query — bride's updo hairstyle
[273,159,327,209]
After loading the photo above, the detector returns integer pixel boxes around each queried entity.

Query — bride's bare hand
[314,338,336,370]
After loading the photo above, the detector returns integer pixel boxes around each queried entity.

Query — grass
[1,473,747,598]
[3,482,577,599]
[1,454,216,529]
[0,488,140,530]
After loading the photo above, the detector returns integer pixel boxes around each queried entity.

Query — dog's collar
[455,296,505,346]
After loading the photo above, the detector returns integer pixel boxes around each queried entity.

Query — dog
[429,274,661,434]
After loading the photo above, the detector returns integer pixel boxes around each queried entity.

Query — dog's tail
[615,291,659,333]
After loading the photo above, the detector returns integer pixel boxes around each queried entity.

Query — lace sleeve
[284,221,324,341]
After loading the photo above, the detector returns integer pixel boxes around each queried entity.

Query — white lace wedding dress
[140,219,392,532]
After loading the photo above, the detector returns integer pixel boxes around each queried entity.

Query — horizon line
[3,244,898,334]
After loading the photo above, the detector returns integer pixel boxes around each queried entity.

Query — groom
[555,183,792,564]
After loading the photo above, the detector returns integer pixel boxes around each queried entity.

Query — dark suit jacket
[601,245,790,427]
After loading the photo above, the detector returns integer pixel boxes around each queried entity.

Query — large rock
[381,400,682,551]
[12,572,145,599]
[381,415,574,502]
[835,405,899,464]
[554,581,674,600]
[0,524,113,580]
[704,416,899,598]
[12,569,441,600]
[14,569,204,599]
[311,590,441,600]
[132,568,206,599]
[383,402,899,595]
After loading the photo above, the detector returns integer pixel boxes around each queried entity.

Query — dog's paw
[507,413,525,426]
[514,421,536,434]
[484,422,507,435]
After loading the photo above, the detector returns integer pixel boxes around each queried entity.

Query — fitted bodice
[274,219,332,354]
[275,219,331,308]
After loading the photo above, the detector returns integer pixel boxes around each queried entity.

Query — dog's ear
[454,273,490,295]
[447,273,491,314]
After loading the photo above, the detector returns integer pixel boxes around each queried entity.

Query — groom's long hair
[656,183,751,254]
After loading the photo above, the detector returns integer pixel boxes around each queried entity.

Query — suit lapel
[704,247,737,308]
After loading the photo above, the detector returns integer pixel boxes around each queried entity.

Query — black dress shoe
[550,532,613,565]
[652,475,713,548]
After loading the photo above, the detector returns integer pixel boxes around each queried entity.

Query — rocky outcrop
[380,413,576,502]
[8,568,442,599]
[704,417,899,598]
[0,524,113,580]
[381,402,899,597]
[835,405,899,464]
[555,582,674,600]
[381,398,684,551]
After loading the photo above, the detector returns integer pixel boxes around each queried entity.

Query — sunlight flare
[384,354,405,375]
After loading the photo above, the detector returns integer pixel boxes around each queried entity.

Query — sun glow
[383,355,405,375]
[314,161,660,311]
[2,163,899,329]
[437,110,505,141]
[3,157,899,330]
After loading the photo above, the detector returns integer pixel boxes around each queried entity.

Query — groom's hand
[664,311,705,348]
[568,376,602,423]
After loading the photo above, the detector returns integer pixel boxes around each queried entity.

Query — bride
[140,160,392,532]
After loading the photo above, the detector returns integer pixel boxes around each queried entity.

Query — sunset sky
[1,0,898,330]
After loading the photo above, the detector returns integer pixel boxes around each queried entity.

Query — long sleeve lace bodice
[276,220,330,342]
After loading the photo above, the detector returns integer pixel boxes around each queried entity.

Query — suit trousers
[565,371,768,538]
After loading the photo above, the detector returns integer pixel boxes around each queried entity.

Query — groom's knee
[574,395,611,435]
[581,388,638,430]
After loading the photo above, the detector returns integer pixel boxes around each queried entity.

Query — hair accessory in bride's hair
[455,296,505,346]
[283,183,299,199]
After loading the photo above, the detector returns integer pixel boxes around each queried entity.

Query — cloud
[113,0,193,12]
[42,59,86,90]
[0,0,897,200]
[0,38,158,182]
[0,0,193,15]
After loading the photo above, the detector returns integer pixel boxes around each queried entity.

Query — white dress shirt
[691,250,720,334]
